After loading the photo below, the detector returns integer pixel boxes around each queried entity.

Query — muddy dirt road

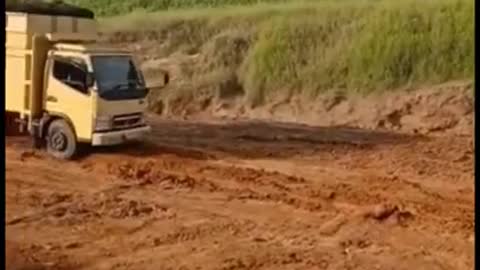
[6,118,474,270]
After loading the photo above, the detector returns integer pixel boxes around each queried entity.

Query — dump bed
[6,12,97,49]
[5,10,97,120]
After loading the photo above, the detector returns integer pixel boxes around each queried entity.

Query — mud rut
[5,119,474,270]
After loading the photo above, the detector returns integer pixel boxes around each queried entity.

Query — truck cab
[41,42,166,159]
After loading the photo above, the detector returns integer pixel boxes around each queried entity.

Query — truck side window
[52,59,88,94]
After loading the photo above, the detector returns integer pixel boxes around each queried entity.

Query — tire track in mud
[216,249,321,270]
[87,152,425,247]
[6,187,172,227]
[5,131,474,270]
[126,220,342,270]
[327,137,474,236]
[140,219,257,249]
[100,157,341,214]
[212,133,474,237]
[7,239,85,270]
[11,139,471,238]
[93,153,413,222]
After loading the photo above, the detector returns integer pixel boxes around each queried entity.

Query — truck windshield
[91,55,147,100]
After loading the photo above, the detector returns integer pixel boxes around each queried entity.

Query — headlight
[94,115,113,131]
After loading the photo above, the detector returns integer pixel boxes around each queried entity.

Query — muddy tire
[46,119,77,160]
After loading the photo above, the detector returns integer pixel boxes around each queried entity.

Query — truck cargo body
[6,12,97,130]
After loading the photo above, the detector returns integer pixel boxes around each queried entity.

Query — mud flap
[30,123,43,149]
[5,112,25,136]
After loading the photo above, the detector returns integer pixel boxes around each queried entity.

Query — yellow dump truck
[5,3,168,159]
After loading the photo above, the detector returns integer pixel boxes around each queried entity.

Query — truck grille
[112,113,143,129]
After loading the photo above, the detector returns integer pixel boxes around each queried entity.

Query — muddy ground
[5,115,474,270]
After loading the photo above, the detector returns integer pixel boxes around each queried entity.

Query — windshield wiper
[110,79,143,91]
[111,83,131,91]
[100,82,147,99]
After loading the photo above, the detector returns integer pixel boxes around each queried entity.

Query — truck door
[45,55,94,141]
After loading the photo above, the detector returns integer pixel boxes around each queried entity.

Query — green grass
[93,0,473,105]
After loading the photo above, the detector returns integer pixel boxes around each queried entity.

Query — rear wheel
[46,119,77,160]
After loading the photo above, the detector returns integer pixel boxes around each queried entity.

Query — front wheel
[46,119,78,160]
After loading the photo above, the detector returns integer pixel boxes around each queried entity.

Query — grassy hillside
[74,0,473,105]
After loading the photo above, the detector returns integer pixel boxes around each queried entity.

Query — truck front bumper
[91,126,151,146]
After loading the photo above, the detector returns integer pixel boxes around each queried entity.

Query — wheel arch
[39,112,77,140]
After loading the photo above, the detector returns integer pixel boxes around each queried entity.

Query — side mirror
[146,72,170,90]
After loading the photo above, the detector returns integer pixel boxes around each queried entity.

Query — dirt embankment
[164,79,474,137]
[101,29,473,137]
